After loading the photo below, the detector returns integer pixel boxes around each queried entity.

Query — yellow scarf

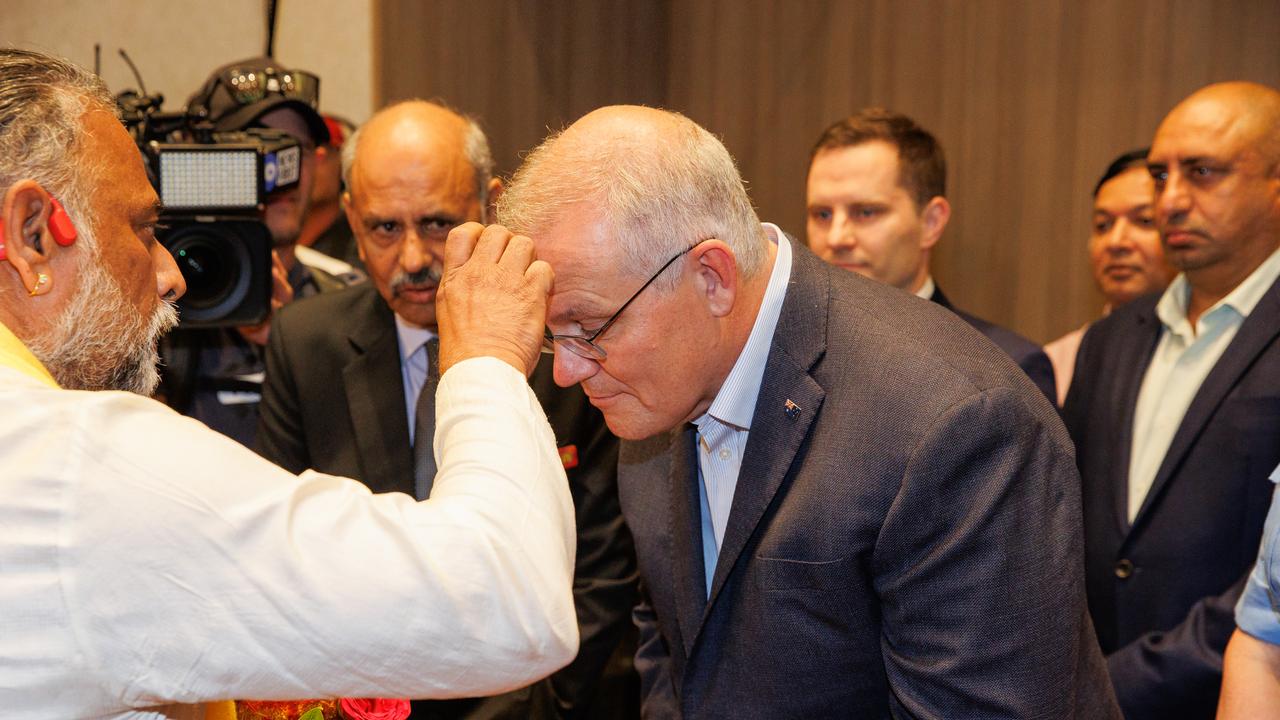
[206,702,238,720]
[0,320,57,388]
[0,322,239,719]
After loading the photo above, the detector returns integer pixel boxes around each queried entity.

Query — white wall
[1,0,375,123]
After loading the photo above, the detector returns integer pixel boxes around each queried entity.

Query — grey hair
[497,108,766,289]
[0,48,117,249]
[342,99,495,221]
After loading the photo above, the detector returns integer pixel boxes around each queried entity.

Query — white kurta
[0,332,577,719]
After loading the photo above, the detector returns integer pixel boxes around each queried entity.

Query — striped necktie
[412,337,440,500]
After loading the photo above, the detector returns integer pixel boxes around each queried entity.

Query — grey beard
[27,251,179,396]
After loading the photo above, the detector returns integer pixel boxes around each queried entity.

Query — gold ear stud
[29,272,48,297]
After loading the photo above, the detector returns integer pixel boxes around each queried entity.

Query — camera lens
[164,225,252,323]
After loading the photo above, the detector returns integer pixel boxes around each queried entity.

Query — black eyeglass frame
[542,240,706,360]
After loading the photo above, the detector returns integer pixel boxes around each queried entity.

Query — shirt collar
[1156,246,1280,335]
[914,275,936,300]
[394,315,438,365]
[287,259,316,293]
[0,320,59,388]
[697,223,792,432]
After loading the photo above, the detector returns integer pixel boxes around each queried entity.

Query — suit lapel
[343,292,415,495]
[929,286,953,310]
[699,246,829,628]
[1111,306,1161,535]
[1131,280,1280,528]
[666,425,708,658]
[705,350,824,613]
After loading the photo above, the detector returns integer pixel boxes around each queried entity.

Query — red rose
[338,698,411,720]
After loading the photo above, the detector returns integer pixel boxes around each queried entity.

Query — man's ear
[485,177,504,222]
[1,180,57,296]
[691,239,738,317]
[919,196,951,251]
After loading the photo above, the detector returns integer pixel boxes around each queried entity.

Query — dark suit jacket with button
[257,282,638,719]
[930,286,1057,403]
[620,244,1118,719]
[1062,276,1280,719]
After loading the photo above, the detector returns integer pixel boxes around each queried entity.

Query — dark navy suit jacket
[930,286,1057,403]
[620,245,1118,719]
[1063,276,1280,719]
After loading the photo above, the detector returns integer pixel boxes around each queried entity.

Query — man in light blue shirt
[1220,462,1280,717]
[502,104,1118,718]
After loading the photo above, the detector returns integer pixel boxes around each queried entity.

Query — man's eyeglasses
[543,241,704,360]
[220,65,320,108]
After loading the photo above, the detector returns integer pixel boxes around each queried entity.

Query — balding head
[498,105,766,285]
[342,100,496,329]
[344,100,494,214]
[497,106,775,440]
[1148,81,1280,302]
[1158,81,1280,171]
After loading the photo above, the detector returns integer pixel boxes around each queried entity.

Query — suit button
[1115,559,1134,579]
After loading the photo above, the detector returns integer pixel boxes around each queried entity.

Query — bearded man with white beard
[0,49,580,719]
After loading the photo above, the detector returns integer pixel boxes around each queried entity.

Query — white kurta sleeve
[61,356,577,708]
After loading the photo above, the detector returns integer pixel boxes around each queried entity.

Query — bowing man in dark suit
[497,105,1118,718]
[257,101,638,719]
[1063,81,1280,718]
[805,108,1056,403]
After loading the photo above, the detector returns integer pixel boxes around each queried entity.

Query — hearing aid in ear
[48,197,77,247]
[0,196,75,260]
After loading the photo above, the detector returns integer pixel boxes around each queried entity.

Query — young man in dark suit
[805,108,1056,403]
[1064,81,1280,718]
[257,101,638,718]
[499,105,1118,718]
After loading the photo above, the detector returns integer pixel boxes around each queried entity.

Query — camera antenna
[118,48,147,97]
[265,0,279,58]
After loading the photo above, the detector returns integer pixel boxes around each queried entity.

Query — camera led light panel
[159,150,258,209]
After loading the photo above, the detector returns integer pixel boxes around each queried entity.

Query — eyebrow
[134,199,163,222]
[1093,202,1153,213]
[1150,155,1227,168]
[416,212,462,225]
[549,301,611,326]
[362,212,460,227]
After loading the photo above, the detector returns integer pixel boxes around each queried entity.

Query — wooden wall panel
[375,0,669,201]
[376,0,1280,342]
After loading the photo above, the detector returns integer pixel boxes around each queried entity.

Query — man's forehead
[810,142,902,187]
[534,215,622,320]
[546,280,615,324]
[1153,99,1255,159]
[1095,169,1153,207]
[83,109,158,207]
[350,164,478,219]
[353,133,472,196]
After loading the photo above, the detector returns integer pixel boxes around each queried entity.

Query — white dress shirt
[1128,247,1280,521]
[913,275,936,300]
[0,322,577,719]
[692,223,792,595]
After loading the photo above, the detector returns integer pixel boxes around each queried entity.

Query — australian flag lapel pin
[784,399,801,419]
